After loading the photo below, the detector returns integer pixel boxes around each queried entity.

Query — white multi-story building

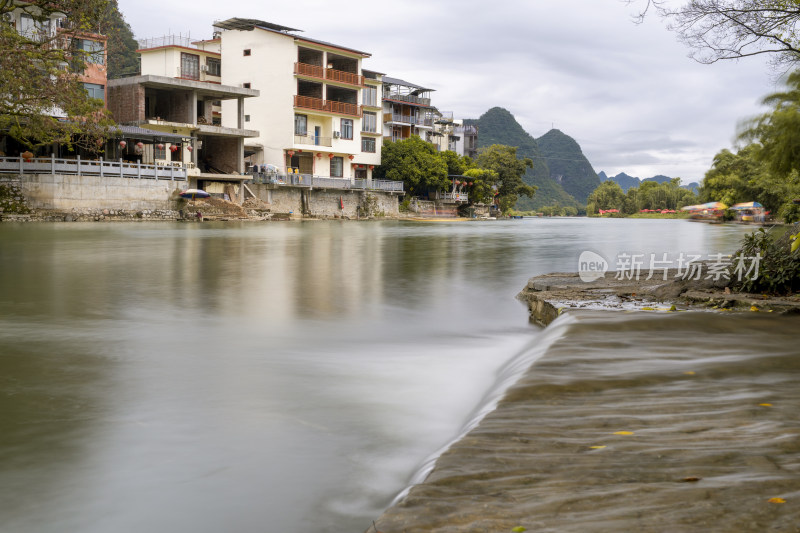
[214,18,382,181]
[381,77,437,144]
[112,33,259,184]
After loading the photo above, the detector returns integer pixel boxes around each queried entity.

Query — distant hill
[465,108,580,211]
[534,129,600,204]
[645,175,672,185]
[599,171,697,193]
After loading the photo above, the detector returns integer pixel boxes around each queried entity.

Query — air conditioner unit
[200,65,208,73]
[333,132,341,139]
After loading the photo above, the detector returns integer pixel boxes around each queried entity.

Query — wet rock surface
[369,275,800,533]
[518,271,800,326]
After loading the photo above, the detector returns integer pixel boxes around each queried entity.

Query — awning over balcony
[382,76,434,93]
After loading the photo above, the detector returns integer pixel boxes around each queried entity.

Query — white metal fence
[249,172,403,192]
[0,155,188,181]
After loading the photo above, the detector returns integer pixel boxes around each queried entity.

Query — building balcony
[294,95,361,117]
[294,62,365,87]
[384,113,433,126]
[384,113,413,125]
[294,133,333,147]
[383,93,431,107]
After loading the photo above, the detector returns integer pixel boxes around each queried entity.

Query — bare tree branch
[631,0,800,69]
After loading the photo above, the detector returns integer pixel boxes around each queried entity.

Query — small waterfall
[389,313,578,505]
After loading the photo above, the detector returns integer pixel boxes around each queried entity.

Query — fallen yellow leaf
[750,305,760,312]
[590,445,606,449]
[684,371,696,375]
[613,431,634,435]
[768,497,786,504]
[759,403,773,407]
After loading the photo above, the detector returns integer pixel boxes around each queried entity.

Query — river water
[0,219,766,532]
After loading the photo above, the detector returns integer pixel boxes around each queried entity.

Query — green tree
[700,144,800,217]
[374,136,448,196]
[740,70,800,177]
[586,181,626,215]
[700,147,764,207]
[0,0,115,151]
[439,149,474,176]
[635,0,800,69]
[462,167,499,205]
[99,0,139,79]
[475,144,536,213]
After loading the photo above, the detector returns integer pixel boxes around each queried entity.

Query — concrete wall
[19,174,184,211]
[248,184,399,218]
[12,174,398,219]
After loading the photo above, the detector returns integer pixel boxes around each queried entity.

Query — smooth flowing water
[0,219,760,532]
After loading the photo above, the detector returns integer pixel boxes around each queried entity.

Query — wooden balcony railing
[325,100,360,117]
[295,95,326,112]
[294,95,361,117]
[294,62,325,79]
[294,62,365,87]
[326,68,363,86]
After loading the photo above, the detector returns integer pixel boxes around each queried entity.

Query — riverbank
[369,274,800,533]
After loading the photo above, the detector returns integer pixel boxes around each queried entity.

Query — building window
[83,83,104,102]
[74,39,104,65]
[245,115,250,122]
[20,14,50,42]
[362,111,377,133]
[362,138,376,153]
[181,52,199,80]
[154,144,166,159]
[206,57,221,76]
[294,114,307,135]
[362,86,377,107]
[243,49,251,56]
[243,82,251,89]
[341,119,353,140]
[330,156,343,177]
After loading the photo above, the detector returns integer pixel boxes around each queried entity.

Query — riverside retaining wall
[3,174,401,220]
[8,174,184,211]
[247,184,400,218]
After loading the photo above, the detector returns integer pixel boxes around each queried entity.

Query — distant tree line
[586,178,697,216]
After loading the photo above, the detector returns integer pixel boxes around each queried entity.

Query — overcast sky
[118,0,780,184]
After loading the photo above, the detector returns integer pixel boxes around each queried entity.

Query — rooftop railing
[138,35,197,50]
[383,93,431,106]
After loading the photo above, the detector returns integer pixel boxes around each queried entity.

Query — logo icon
[578,251,608,282]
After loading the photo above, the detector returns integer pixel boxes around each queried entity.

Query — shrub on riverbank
[0,184,31,215]
[731,225,800,295]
